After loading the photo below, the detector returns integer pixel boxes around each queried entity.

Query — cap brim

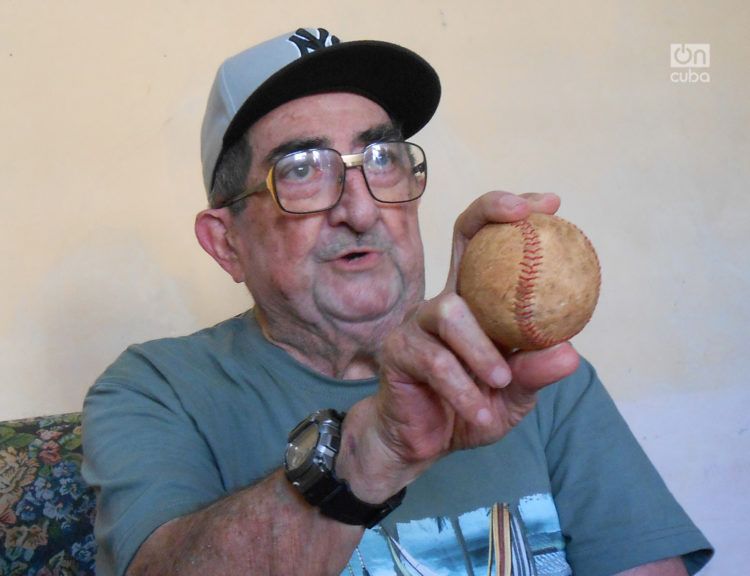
[222,40,441,151]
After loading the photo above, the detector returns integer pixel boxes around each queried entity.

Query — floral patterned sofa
[0,412,96,575]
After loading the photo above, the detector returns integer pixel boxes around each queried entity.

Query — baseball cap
[200,27,441,195]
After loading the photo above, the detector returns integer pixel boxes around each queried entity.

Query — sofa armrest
[1,412,96,574]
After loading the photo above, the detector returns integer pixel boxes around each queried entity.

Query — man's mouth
[343,251,368,261]
[328,248,383,270]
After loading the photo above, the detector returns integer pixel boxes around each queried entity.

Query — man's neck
[253,305,392,380]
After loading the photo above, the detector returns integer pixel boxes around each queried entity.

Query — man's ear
[195,208,246,283]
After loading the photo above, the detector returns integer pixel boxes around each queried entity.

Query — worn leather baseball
[458,213,601,350]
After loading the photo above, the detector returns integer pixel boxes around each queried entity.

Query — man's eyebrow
[357,123,404,145]
[263,137,329,167]
[261,122,403,167]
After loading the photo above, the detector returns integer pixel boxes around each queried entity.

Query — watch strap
[285,409,406,528]
[318,474,406,529]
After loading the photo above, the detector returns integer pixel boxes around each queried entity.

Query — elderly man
[83,28,712,576]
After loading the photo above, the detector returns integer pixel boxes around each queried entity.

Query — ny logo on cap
[288,28,340,56]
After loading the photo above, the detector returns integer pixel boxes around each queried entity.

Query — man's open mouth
[343,252,368,261]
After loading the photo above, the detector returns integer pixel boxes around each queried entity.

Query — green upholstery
[0,412,96,575]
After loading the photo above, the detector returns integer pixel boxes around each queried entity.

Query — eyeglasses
[221,141,427,214]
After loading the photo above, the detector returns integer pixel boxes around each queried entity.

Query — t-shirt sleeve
[539,358,713,575]
[82,347,227,576]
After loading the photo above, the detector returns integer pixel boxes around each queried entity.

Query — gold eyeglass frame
[220,141,427,215]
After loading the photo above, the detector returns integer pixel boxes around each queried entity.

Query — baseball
[458,213,601,351]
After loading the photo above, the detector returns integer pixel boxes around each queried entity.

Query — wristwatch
[284,409,406,528]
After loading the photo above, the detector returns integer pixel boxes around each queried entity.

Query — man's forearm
[127,469,363,576]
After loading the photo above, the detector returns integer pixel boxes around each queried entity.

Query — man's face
[228,92,425,340]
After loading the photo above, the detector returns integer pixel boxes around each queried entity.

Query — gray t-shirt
[82,311,712,576]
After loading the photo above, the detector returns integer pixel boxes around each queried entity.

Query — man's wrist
[284,408,406,528]
[335,400,422,504]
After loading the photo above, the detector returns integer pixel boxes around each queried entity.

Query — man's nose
[326,167,380,232]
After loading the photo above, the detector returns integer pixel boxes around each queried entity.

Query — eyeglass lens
[272,142,426,214]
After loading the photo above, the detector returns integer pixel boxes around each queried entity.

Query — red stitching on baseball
[513,219,555,348]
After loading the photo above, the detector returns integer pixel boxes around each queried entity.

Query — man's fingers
[444,191,560,291]
[507,343,580,391]
[454,191,560,242]
[418,294,511,389]
[381,295,514,427]
[484,344,579,429]
[382,333,492,428]
[518,192,561,214]
[454,192,530,243]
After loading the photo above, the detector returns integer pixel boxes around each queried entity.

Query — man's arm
[336,192,580,501]
[127,192,578,575]
[127,470,362,575]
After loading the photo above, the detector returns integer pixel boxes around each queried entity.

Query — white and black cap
[200,27,441,195]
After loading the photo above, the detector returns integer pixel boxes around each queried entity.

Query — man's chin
[313,269,423,329]
[315,286,406,327]
[322,300,402,326]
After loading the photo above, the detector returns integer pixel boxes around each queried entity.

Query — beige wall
[1,1,747,572]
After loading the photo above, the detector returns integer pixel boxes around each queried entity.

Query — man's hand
[337,191,580,502]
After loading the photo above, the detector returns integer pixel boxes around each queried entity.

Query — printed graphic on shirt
[342,493,571,576]
[517,493,571,575]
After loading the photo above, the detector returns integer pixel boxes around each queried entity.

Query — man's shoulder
[128,312,250,354]
[91,312,259,391]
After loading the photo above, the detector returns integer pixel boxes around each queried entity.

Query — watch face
[285,423,320,472]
